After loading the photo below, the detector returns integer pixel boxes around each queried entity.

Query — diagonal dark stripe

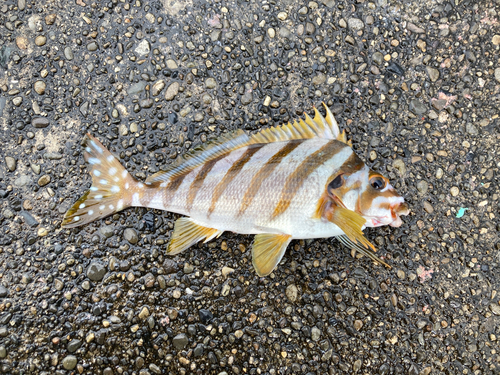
[272,140,347,219]
[238,140,302,217]
[208,144,264,216]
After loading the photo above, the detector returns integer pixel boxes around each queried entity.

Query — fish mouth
[389,202,409,227]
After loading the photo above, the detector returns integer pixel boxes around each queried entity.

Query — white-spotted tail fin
[62,134,137,228]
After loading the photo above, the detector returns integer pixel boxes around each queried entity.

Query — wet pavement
[0,0,499,374]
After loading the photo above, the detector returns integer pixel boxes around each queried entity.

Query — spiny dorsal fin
[146,102,346,184]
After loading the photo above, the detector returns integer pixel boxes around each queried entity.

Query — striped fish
[62,103,409,276]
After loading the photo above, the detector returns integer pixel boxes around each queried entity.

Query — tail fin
[62,134,137,228]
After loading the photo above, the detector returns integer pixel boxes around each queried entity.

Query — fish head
[328,166,409,228]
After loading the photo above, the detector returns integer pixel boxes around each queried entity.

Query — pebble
[199,309,213,324]
[489,303,500,315]
[45,13,57,25]
[87,262,107,281]
[372,52,384,65]
[0,346,6,359]
[241,84,253,105]
[311,327,321,341]
[5,156,16,172]
[87,42,98,51]
[16,36,29,49]
[426,66,440,82]
[183,263,194,274]
[450,187,459,196]
[407,22,425,34]
[67,339,82,353]
[492,35,500,46]
[100,225,114,238]
[12,96,23,106]
[32,117,49,128]
[466,122,478,135]
[347,18,364,30]
[151,80,165,96]
[37,227,48,236]
[64,46,74,60]
[173,333,189,349]
[423,201,434,214]
[286,284,298,302]
[135,40,151,55]
[165,82,179,101]
[279,27,291,38]
[0,285,9,298]
[166,59,178,69]
[277,12,287,21]
[312,73,326,85]
[494,68,500,83]
[417,180,428,195]
[15,175,31,187]
[221,266,234,276]
[62,355,77,370]
[353,319,363,331]
[37,174,51,186]
[392,159,406,176]
[205,77,217,89]
[409,99,427,115]
[124,228,138,244]
[35,35,46,46]
[139,306,150,319]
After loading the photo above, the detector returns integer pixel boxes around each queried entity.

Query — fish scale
[62,103,409,276]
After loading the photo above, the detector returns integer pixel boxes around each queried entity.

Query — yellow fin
[167,217,223,255]
[251,233,292,277]
[147,103,346,184]
[328,206,376,252]
[336,234,391,268]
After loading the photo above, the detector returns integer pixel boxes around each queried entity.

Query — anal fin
[337,234,391,268]
[251,233,292,277]
[167,217,223,255]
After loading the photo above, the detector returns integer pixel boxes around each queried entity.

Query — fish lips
[389,202,409,227]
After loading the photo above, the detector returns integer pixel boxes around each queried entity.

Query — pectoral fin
[329,206,376,252]
[251,233,292,277]
[167,217,223,255]
[336,234,391,268]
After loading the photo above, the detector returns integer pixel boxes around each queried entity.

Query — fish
[62,103,409,276]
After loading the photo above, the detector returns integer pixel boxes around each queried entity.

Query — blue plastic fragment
[456,207,469,218]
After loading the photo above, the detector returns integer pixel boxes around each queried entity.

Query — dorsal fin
[146,102,346,184]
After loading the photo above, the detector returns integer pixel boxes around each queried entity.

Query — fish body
[63,103,409,276]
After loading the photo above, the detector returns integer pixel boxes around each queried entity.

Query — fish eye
[328,174,343,190]
[370,176,386,190]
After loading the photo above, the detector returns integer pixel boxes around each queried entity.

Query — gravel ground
[1,0,500,374]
